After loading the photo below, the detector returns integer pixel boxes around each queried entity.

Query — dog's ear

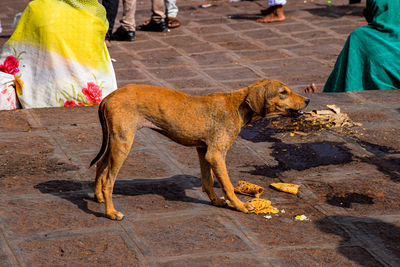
[245,85,267,115]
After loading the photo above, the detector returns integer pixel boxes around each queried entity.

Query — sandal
[137,19,167,32]
[167,17,181,28]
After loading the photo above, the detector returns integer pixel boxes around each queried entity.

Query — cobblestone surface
[1,0,400,266]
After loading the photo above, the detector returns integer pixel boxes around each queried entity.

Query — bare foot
[304,83,319,93]
[260,6,274,15]
[257,5,286,23]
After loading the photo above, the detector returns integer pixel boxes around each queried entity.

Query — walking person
[257,0,286,23]
[102,0,136,44]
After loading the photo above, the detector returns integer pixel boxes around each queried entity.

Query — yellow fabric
[0,0,117,108]
[8,0,110,71]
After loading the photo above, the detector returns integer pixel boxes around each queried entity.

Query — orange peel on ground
[270,183,300,195]
[234,180,264,198]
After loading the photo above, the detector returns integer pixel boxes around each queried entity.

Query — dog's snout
[305,99,310,106]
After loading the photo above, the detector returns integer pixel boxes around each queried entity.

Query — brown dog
[90,79,309,220]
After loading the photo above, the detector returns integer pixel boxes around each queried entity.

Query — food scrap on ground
[270,104,362,135]
[270,183,300,195]
[247,198,279,215]
[294,215,309,221]
[303,105,361,128]
[234,180,264,198]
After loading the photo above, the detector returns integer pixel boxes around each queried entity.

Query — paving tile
[231,203,348,247]
[159,254,263,267]
[0,196,113,235]
[179,42,218,53]
[19,232,139,266]
[226,21,264,31]
[188,25,230,35]
[115,68,149,81]
[108,51,138,69]
[0,136,77,179]
[104,148,176,179]
[307,176,400,217]
[139,56,187,68]
[137,48,181,60]
[129,215,250,257]
[203,67,260,81]
[164,77,217,90]
[236,50,291,62]
[290,30,334,40]
[269,246,382,267]
[330,25,360,35]
[0,110,31,132]
[354,89,400,105]
[31,106,98,127]
[111,175,204,216]
[217,40,262,51]
[241,29,283,39]
[150,66,198,80]
[222,79,264,90]
[49,124,102,152]
[190,52,236,66]
[274,23,314,33]
[352,219,400,260]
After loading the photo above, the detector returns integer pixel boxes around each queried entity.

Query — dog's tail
[90,100,109,168]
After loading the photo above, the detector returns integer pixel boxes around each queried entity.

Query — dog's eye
[280,89,288,95]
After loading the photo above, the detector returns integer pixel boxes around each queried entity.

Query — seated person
[306,0,400,93]
[0,0,117,108]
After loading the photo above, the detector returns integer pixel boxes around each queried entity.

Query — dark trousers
[102,0,120,40]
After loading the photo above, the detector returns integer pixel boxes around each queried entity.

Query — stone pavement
[1,0,400,266]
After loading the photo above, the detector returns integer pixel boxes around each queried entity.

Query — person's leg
[113,0,136,41]
[165,0,180,28]
[151,0,166,24]
[137,0,166,31]
[120,0,137,31]
[102,0,120,40]
[165,0,178,18]
[257,0,286,23]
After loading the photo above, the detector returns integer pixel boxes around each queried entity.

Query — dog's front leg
[197,147,226,207]
[205,148,254,213]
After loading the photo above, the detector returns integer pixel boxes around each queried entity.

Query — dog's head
[245,79,309,117]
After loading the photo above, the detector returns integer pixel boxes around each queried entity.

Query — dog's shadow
[34,175,207,218]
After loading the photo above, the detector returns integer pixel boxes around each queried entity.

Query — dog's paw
[212,197,227,207]
[244,202,255,212]
[235,202,255,214]
[106,211,125,221]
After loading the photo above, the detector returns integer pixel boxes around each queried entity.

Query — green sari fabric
[323,0,400,92]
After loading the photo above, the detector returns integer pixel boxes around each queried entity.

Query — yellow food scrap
[234,180,264,198]
[247,198,278,214]
[270,183,300,195]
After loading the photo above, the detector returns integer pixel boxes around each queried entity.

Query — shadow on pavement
[316,216,400,265]
[227,14,262,21]
[305,4,364,18]
[34,175,207,218]
[240,118,354,177]
[240,118,400,182]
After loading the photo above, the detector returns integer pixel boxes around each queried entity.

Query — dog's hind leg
[102,123,136,220]
[205,147,254,213]
[197,147,226,207]
[94,157,108,203]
